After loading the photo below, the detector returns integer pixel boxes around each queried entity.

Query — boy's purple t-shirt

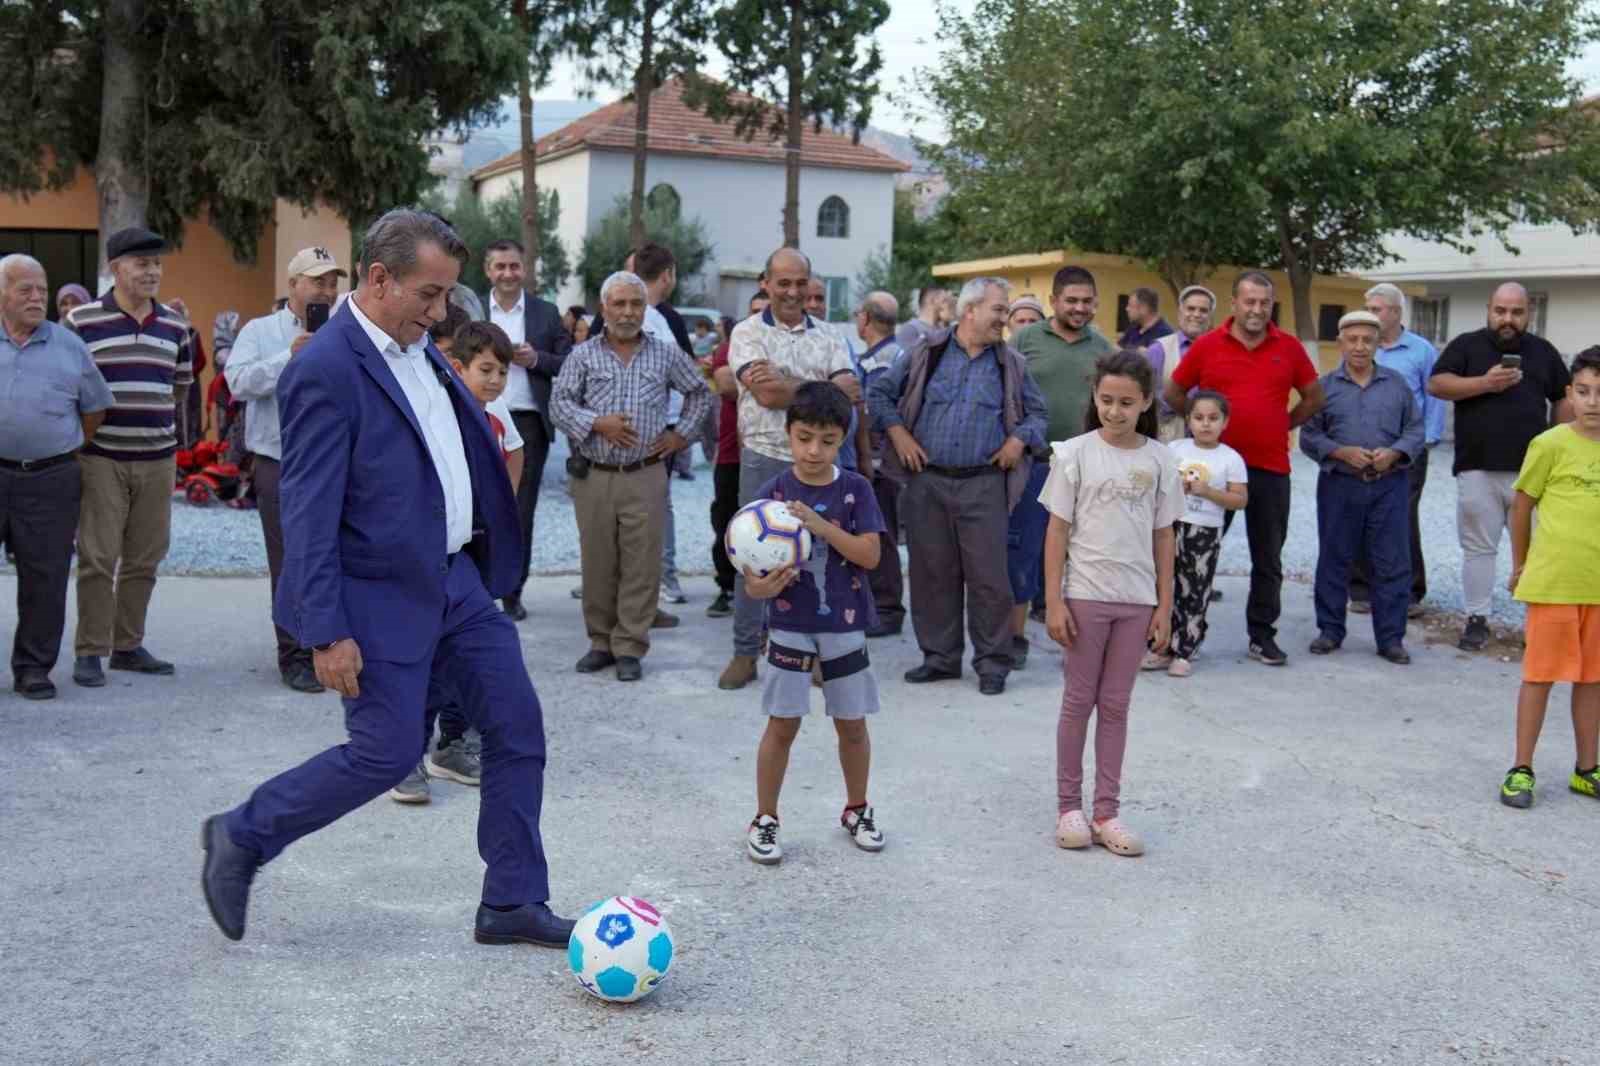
[756,466,886,633]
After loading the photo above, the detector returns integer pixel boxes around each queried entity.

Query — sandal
[1091,817,1145,857]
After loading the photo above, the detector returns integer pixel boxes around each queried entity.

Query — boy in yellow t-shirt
[1499,347,1600,809]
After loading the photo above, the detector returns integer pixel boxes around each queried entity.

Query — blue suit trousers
[1313,470,1411,650]
[226,553,550,905]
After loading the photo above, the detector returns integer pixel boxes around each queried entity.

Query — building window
[646,183,680,220]
[1411,296,1449,344]
[1317,304,1346,342]
[817,196,850,239]
[823,276,850,321]
[0,228,98,321]
[1527,291,1549,336]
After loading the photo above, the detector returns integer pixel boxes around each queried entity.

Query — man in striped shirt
[64,227,192,687]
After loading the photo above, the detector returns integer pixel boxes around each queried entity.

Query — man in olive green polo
[1003,265,1114,663]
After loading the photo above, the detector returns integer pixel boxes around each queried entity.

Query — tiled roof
[470,78,910,182]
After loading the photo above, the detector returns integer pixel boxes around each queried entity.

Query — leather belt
[588,455,663,474]
[0,452,76,472]
[922,463,999,479]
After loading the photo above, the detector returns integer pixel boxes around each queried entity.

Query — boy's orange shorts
[1522,604,1600,684]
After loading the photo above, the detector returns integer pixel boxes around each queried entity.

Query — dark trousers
[0,461,81,676]
[509,411,553,603]
[1349,447,1428,606]
[900,469,1012,677]
[1313,471,1411,649]
[226,553,550,905]
[869,474,904,627]
[254,458,311,675]
[1222,467,1292,643]
[710,460,740,594]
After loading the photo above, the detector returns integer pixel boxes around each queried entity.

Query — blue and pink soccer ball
[724,498,813,576]
[568,896,675,1003]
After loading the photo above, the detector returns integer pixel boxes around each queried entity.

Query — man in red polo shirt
[1165,271,1325,666]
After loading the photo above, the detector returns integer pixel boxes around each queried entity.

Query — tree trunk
[782,0,804,248]
[628,0,658,248]
[516,0,540,295]
[95,0,150,285]
[1275,208,1317,345]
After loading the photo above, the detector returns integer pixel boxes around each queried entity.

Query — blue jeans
[1006,461,1051,605]
[1313,470,1411,649]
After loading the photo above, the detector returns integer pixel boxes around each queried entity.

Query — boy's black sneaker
[706,591,733,618]
[1459,615,1491,651]
[1248,637,1288,666]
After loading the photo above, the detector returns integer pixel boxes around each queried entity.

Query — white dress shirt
[224,307,302,461]
[641,305,685,423]
[348,295,474,553]
[488,289,534,412]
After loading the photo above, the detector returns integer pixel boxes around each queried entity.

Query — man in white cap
[225,246,348,693]
[1298,310,1425,665]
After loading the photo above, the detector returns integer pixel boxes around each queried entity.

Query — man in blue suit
[200,209,574,948]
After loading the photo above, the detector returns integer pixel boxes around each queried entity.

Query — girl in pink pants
[1040,349,1183,857]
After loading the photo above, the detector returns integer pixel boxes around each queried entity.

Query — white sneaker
[746,814,782,864]
[841,805,886,852]
[660,580,688,605]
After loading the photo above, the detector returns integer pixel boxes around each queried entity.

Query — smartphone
[305,301,330,332]
[1500,353,1522,370]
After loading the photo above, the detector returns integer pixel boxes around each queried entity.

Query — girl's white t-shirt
[1040,432,1186,606]
[1166,438,1247,529]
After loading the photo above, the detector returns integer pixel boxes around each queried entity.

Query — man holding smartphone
[225,246,347,692]
[1428,282,1573,651]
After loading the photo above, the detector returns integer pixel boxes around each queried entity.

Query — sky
[540,1,1600,144]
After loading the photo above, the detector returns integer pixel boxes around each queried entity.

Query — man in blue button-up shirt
[1300,310,1425,665]
[0,255,114,699]
[1348,283,1444,614]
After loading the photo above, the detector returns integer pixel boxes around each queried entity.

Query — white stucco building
[469,78,908,317]
[1367,221,1600,355]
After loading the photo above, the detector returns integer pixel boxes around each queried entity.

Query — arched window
[646,183,681,220]
[817,195,850,238]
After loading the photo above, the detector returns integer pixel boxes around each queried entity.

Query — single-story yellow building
[933,250,1426,370]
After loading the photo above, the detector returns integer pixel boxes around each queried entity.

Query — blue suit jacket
[271,302,521,663]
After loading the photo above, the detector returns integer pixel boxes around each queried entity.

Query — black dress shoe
[72,656,105,688]
[200,815,259,941]
[904,664,960,684]
[281,662,326,693]
[110,647,174,675]
[13,671,56,700]
[502,597,528,621]
[575,649,617,673]
[474,902,576,947]
[1378,644,1411,665]
[651,610,680,629]
[978,674,1007,696]
[615,656,643,682]
[1308,634,1342,655]
[865,620,902,639]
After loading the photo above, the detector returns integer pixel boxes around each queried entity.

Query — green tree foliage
[922,0,1600,338]
[853,187,979,318]
[0,1,523,267]
[576,0,713,246]
[421,183,569,297]
[576,194,714,305]
[684,0,890,247]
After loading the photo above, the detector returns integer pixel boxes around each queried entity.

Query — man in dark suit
[482,238,573,621]
[200,210,574,948]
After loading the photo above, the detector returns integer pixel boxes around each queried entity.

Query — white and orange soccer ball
[724,498,813,576]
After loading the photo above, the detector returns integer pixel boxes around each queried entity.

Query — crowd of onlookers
[3,217,1596,846]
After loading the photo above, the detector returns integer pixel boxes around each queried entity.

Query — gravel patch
[5,442,1521,634]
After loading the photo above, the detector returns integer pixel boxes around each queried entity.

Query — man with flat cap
[226,246,349,694]
[64,226,193,687]
[1299,310,1424,665]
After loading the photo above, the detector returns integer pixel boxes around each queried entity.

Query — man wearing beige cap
[225,246,347,692]
[1298,309,1424,664]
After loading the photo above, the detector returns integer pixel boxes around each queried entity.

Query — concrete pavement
[0,574,1593,1065]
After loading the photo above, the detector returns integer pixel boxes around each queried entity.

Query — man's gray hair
[0,253,45,292]
[860,290,898,328]
[1365,282,1407,318]
[955,276,1011,321]
[764,246,812,277]
[600,270,648,303]
[361,209,468,280]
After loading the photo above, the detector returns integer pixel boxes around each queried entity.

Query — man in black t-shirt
[1428,282,1573,651]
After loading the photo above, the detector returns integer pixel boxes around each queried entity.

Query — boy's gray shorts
[761,629,880,720]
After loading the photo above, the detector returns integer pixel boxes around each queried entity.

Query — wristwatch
[313,638,345,652]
